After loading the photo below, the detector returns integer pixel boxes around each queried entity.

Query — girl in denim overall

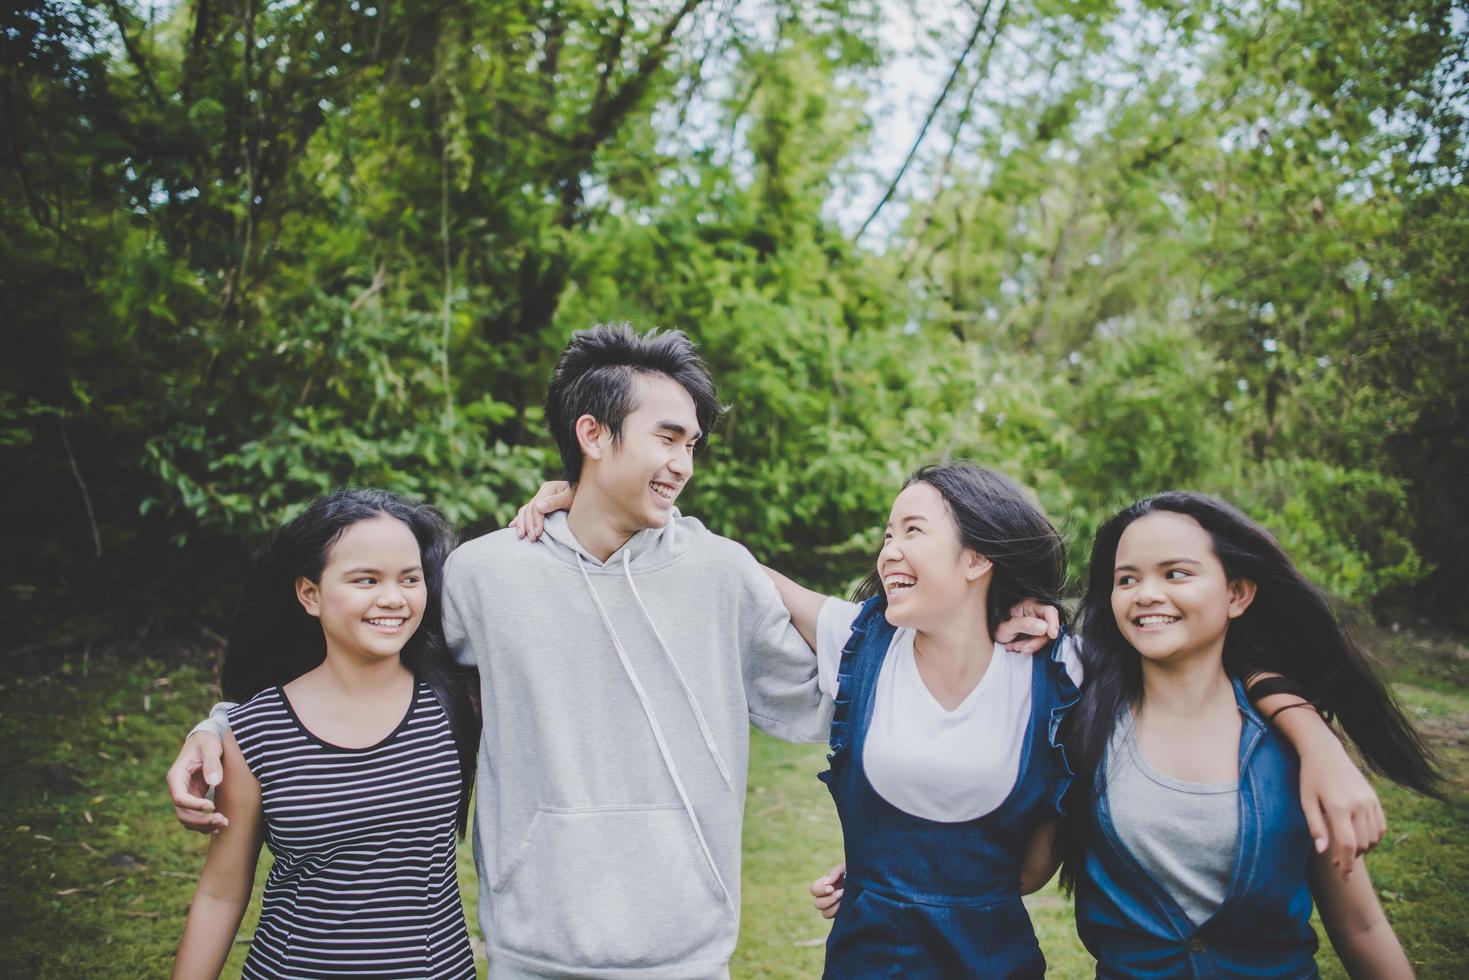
[771,463,1080,977]
[1057,492,1440,978]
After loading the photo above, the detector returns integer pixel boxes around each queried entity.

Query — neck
[319,647,412,694]
[1137,646,1235,719]
[565,487,640,563]
[912,598,994,669]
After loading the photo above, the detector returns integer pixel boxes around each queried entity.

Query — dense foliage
[3,0,1465,624]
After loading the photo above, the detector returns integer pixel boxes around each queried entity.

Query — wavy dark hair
[221,487,479,836]
[854,462,1067,636]
[1057,491,1442,891]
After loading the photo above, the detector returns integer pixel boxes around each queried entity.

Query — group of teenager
[165,324,1440,978]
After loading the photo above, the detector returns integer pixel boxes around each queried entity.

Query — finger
[174,805,226,833]
[1042,605,1060,638]
[1373,799,1388,848]
[202,754,224,789]
[1352,810,1372,860]
[511,505,528,539]
[1303,801,1329,858]
[1328,808,1357,875]
[814,890,842,912]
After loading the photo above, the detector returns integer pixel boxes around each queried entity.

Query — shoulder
[445,527,530,578]
[671,516,765,576]
[226,687,285,728]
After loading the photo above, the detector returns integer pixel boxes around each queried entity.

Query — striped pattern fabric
[228,681,474,979]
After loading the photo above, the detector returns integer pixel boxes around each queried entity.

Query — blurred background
[2,0,1466,975]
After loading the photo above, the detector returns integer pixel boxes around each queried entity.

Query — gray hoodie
[442,510,831,978]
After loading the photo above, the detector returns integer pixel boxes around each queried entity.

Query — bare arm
[759,565,828,650]
[1309,852,1414,978]
[172,732,265,979]
[1019,818,1061,895]
[1247,674,1386,874]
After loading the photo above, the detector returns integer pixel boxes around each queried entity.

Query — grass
[2,625,1466,978]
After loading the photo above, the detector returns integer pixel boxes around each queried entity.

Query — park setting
[3,0,1467,976]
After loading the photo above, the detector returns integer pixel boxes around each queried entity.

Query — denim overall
[820,597,1080,979]
[1074,677,1319,979]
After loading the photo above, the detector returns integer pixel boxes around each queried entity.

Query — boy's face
[588,374,701,530]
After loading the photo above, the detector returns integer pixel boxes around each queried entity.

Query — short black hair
[545,323,724,483]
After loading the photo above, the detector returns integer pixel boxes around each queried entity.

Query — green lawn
[3,630,1465,978]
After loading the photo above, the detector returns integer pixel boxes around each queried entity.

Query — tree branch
[58,414,102,560]
[856,0,995,243]
[105,0,167,110]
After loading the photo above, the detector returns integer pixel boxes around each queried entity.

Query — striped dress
[228,680,475,979]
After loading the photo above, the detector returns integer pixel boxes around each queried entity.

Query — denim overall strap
[820,612,1079,979]
[1076,677,1319,980]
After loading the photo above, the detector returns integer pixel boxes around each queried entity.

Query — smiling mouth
[650,481,678,501]
[884,574,916,594]
[366,617,407,631]
[1133,614,1179,628]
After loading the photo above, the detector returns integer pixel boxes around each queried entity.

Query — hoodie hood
[539,508,685,570]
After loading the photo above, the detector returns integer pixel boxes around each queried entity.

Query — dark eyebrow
[885,514,929,530]
[341,565,422,576]
[1114,558,1203,573]
[655,420,702,441]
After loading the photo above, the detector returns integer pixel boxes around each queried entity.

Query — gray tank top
[1105,711,1238,926]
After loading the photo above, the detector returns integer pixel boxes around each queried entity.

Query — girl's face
[296,515,427,662]
[877,482,989,630]
[1111,511,1255,668]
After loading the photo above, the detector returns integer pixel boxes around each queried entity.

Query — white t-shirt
[816,597,1084,824]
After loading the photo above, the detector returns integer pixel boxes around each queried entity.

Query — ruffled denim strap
[818,596,886,786]
[1044,626,1083,817]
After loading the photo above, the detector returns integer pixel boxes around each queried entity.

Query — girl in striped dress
[173,488,480,979]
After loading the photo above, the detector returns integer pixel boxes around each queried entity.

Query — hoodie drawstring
[576,554,735,911]
[622,551,734,786]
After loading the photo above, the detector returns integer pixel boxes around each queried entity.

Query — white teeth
[650,482,676,499]
[884,575,916,591]
[1135,615,1178,626]
[367,618,406,627]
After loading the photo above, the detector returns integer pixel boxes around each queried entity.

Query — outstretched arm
[172,732,265,979]
[1248,675,1386,875]
[759,566,827,651]
[1309,852,1414,978]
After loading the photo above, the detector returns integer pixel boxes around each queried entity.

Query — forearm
[172,887,250,979]
[1331,917,1414,979]
[1313,856,1414,979]
[759,565,826,650]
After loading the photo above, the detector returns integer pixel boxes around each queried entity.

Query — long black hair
[854,462,1068,636]
[221,487,480,836]
[1057,491,1442,891]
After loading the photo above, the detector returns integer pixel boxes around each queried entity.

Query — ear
[1226,577,1257,619]
[295,576,323,618]
[963,551,993,582]
[574,414,608,461]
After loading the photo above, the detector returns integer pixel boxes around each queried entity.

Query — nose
[1134,575,1164,604]
[667,444,692,479]
[376,584,408,608]
[878,537,902,566]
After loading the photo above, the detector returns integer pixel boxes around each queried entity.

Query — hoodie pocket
[492,804,731,968]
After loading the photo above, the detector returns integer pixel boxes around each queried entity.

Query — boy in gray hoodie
[168,324,832,978]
